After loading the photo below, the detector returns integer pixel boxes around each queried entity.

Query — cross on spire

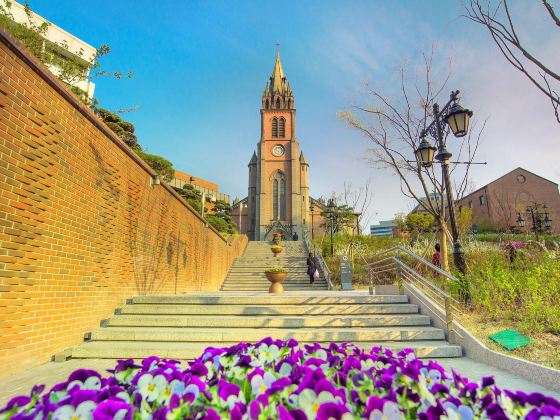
[275,41,280,52]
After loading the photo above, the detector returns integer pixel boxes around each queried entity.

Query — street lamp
[326,198,337,257]
[309,204,316,241]
[522,203,552,241]
[414,90,473,275]
[238,202,246,233]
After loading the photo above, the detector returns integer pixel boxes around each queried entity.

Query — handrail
[302,228,334,290]
[366,244,464,342]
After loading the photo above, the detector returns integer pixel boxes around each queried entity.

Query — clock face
[272,145,285,157]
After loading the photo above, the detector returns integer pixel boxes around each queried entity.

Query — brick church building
[232,53,324,240]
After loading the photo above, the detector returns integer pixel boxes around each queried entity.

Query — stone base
[269,282,285,294]
[375,284,400,295]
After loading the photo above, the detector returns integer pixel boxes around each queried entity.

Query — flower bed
[2,339,559,419]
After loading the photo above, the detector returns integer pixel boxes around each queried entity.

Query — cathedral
[232,52,321,241]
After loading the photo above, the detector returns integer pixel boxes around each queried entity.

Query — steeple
[248,151,257,166]
[299,152,308,165]
[270,51,286,94]
[262,51,294,110]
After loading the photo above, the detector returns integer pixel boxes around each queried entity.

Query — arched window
[272,118,278,138]
[265,99,270,109]
[275,98,281,109]
[287,99,292,108]
[272,172,286,220]
[279,118,286,138]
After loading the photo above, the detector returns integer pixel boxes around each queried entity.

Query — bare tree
[338,47,485,270]
[342,178,374,232]
[465,0,560,123]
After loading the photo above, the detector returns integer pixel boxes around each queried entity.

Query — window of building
[279,118,286,137]
[272,172,286,220]
[272,118,278,138]
[275,98,281,109]
[479,195,486,205]
[265,99,270,109]
[468,201,472,208]
[517,174,526,183]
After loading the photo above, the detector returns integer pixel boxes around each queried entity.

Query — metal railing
[302,228,334,290]
[366,245,464,342]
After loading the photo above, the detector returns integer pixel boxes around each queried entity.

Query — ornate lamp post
[326,198,337,257]
[309,204,316,241]
[414,90,473,275]
[517,203,552,241]
[238,202,246,233]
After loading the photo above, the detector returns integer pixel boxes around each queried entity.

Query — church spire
[263,51,294,109]
[270,51,285,94]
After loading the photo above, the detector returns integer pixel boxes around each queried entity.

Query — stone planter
[265,271,287,294]
[271,246,283,257]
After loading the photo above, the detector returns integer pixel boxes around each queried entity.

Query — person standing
[306,252,317,284]
[432,243,441,267]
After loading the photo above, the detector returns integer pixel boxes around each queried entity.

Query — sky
[27,0,560,228]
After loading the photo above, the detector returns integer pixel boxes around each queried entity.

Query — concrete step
[121,303,420,316]
[131,295,409,305]
[106,314,432,328]
[72,340,462,359]
[90,326,445,342]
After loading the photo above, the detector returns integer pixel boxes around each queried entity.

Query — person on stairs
[307,252,317,284]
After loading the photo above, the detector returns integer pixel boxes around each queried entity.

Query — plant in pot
[264,267,287,293]
[270,244,283,257]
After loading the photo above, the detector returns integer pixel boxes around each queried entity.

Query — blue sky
[29,1,560,227]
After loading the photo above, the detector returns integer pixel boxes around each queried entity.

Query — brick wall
[0,30,247,379]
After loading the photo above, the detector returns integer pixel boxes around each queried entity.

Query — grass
[318,233,560,368]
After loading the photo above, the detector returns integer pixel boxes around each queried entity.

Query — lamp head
[446,103,473,138]
[415,138,436,168]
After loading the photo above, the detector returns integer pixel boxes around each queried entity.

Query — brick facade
[0,29,247,379]
[457,167,560,233]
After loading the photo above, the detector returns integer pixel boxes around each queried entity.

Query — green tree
[95,108,139,151]
[207,200,237,235]
[137,151,174,181]
[456,207,473,237]
[173,184,202,213]
[321,203,355,234]
[0,1,132,107]
[405,213,434,234]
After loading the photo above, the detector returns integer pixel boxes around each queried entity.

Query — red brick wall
[0,31,247,378]
[458,168,560,233]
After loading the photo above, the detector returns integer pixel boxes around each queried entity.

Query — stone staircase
[71,292,462,360]
[220,241,329,291]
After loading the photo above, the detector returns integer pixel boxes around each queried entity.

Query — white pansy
[66,376,101,392]
[137,374,168,402]
[52,401,96,420]
[250,372,276,395]
[369,401,401,420]
[298,388,337,420]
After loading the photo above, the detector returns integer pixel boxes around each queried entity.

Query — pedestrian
[306,252,317,284]
[292,232,299,241]
[432,243,441,267]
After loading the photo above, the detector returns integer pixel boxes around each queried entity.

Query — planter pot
[265,272,287,293]
[374,284,401,295]
[271,247,283,257]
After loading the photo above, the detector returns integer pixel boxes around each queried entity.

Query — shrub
[264,267,287,273]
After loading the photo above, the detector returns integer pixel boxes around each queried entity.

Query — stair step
[72,340,462,359]
[121,303,419,316]
[132,295,408,305]
[106,314,432,328]
[91,326,445,342]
